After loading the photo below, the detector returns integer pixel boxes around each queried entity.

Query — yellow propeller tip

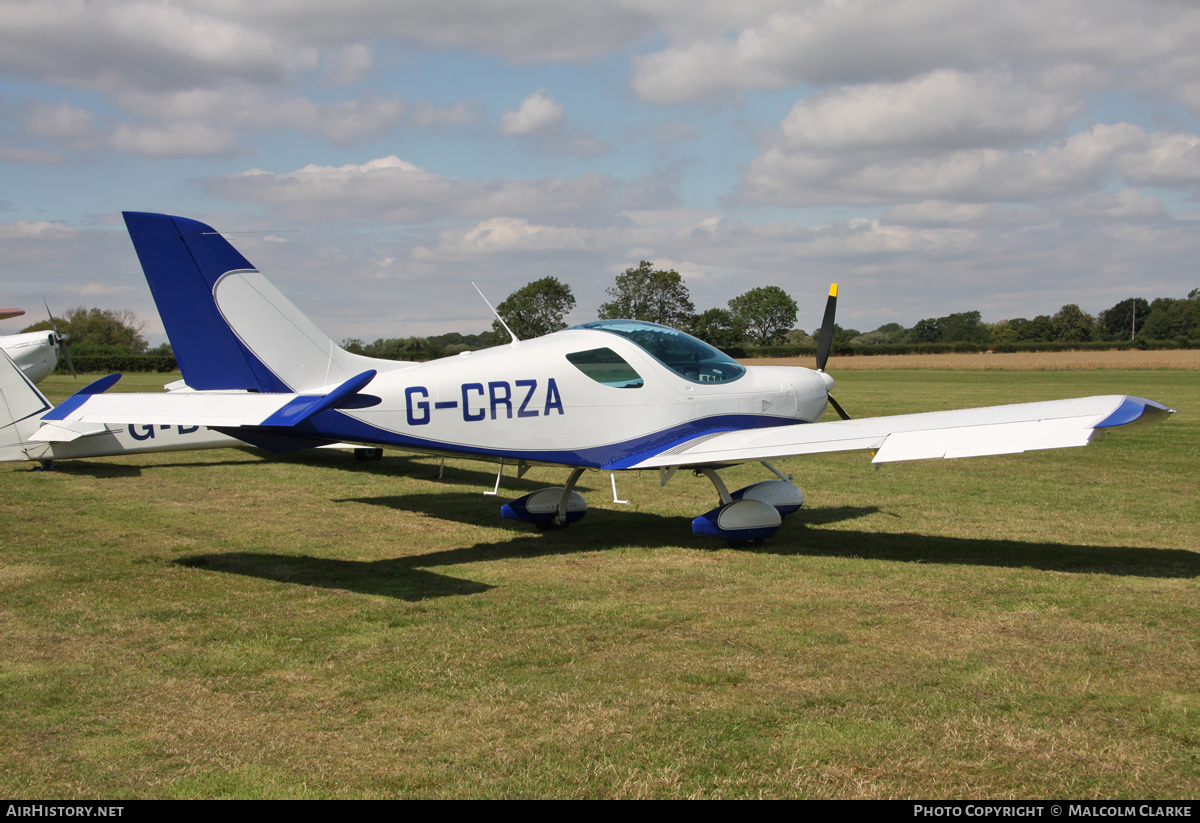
[829,283,838,297]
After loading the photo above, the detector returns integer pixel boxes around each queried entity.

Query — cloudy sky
[2,0,1199,344]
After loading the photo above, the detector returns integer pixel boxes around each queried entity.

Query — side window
[566,348,644,388]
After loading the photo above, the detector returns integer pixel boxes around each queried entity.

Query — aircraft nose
[785,368,833,422]
[777,369,825,422]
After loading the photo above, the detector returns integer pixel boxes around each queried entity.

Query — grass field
[1,361,1196,798]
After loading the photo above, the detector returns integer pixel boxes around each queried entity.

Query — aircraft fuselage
[296,329,832,469]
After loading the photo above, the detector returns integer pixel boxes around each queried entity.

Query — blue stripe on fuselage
[259,411,807,468]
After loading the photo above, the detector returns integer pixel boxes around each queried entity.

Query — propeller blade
[815,283,838,372]
[827,393,851,421]
[61,339,76,378]
[43,299,60,335]
[42,300,76,378]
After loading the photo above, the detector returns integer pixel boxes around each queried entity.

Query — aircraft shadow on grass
[172,500,1196,602]
[174,552,494,601]
[33,447,560,486]
[24,444,1194,591]
[28,455,264,478]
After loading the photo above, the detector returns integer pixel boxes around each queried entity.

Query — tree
[21,306,148,356]
[727,286,798,345]
[688,308,745,350]
[1016,315,1055,342]
[1097,298,1150,341]
[990,320,1018,345]
[851,323,906,346]
[903,311,987,344]
[597,262,694,328]
[492,277,576,341]
[906,317,942,344]
[1052,304,1096,343]
[1139,293,1200,340]
[938,310,988,344]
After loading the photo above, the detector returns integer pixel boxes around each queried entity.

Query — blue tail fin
[123,212,290,392]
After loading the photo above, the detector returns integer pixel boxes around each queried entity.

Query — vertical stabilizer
[0,350,51,451]
[123,212,289,391]
[124,212,404,393]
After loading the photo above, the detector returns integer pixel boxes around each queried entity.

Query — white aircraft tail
[0,350,53,457]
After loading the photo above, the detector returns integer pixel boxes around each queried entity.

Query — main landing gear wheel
[690,468,803,543]
[501,467,589,528]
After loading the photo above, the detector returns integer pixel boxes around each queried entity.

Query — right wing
[622,395,1174,469]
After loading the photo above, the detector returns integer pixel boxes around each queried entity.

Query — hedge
[56,354,178,373]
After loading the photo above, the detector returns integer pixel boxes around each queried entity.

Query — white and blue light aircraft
[0,347,240,464]
[0,346,382,467]
[1,306,74,384]
[39,212,1175,541]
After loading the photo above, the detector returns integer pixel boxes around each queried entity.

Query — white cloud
[500,89,563,135]
[200,0,660,62]
[737,122,1160,207]
[882,201,1028,227]
[411,100,479,128]
[25,101,100,141]
[630,1,1200,104]
[776,70,1081,155]
[317,97,406,144]
[74,282,140,297]
[498,88,608,157]
[322,43,374,85]
[1056,189,1164,220]
[0,220,81,240]
[114,87,406,144]
[1117,132,1200,186]
[0,1,318,93]
[205,155,619,223]
[109,121,242,158]
[414,217,594,259]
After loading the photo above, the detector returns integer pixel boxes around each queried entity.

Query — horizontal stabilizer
[32,371,378,431]
[41,373,122,421]
[28,421,108,443]
[261,370,376,426]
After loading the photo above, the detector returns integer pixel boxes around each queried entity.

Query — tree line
[378,264,1198,358]
[25,276,1200,373]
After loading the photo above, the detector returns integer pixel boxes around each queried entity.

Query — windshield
[569,320,746,384]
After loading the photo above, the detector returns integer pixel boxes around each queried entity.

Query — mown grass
[1,368,1195,798]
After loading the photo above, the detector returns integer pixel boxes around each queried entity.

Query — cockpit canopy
[569,320,746,385]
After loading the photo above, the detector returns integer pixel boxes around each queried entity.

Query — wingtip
[1095,396,1176,429]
